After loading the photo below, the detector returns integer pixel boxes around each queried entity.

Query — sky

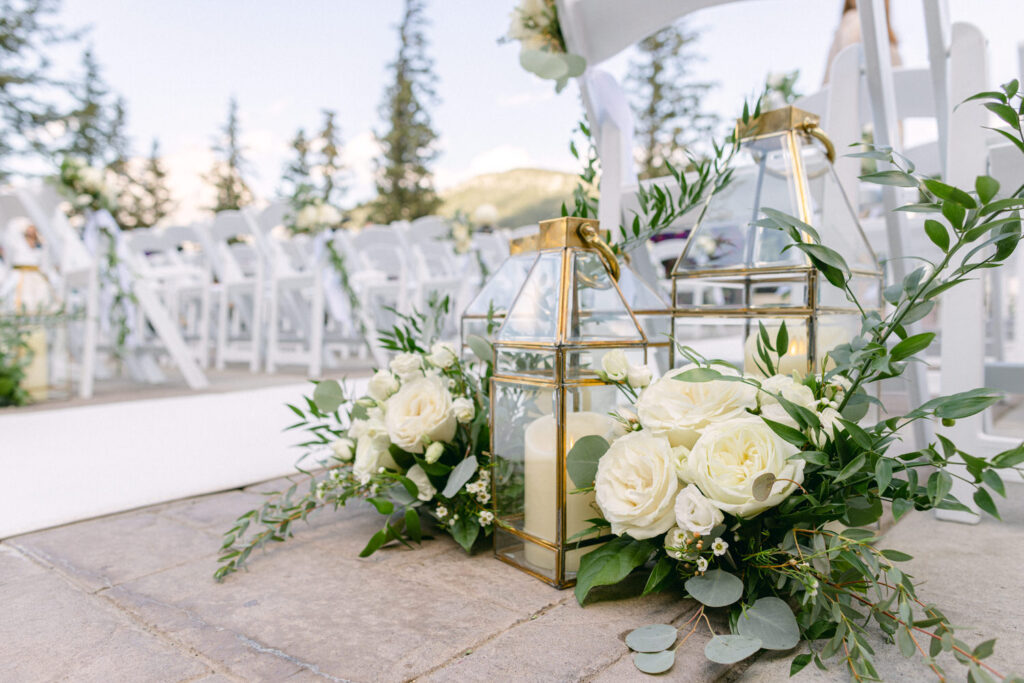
[44,0,1024,223]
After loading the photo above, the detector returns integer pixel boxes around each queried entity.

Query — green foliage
[369,0,441,223]
[0,317,32,406]
[205,96,252,212]
[625,21,717,179]
[63,48,110,166]
[565,434,609,488]
[117,138,174,229]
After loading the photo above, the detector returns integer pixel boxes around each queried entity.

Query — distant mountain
[439,168,578,228]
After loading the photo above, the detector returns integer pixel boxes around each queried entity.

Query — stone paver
[3,474,1024,682]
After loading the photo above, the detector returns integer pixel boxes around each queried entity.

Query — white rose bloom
[79,166,104,192]
[671,444,692,482]
[636,365,758,449]
[627,364,653,389]
[601,350,629,381]
[424,441,445,464]
[367,369,400,402]
[594,431,679,540]
[348,412,386,440]
[760,374,816,410]
[384,376,457,453]
[389,353,424,383]
[427,342,458,369]
[406,464,437,501]
[813,407,845,448]
[330,437,354,461]
[452,397,475,424]
[686,420,804,518]
[352,433,397,483]
[296,204,317,230]
[674,484,724,536]
[665,526,698,560]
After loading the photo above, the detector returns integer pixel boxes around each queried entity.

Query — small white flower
[627,364,653,389]
[389,353,424,383]
[807,578,819,597]
[452,514,459,521]
[436,505,448,518]
[377,467,386,474]
[367,369,400,401]
[452,397,475,424]
[424,441,445,464]
[330,438,355,461]
[601,350,629,382]
[664,526,697,561]
[476,491,490,504]
[479,510,494,526]
[428,342,458,369]
[696,557,709,572]
[711,538,729,557]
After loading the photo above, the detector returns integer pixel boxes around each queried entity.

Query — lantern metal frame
[669,106,883,374]
[489,217,648,588]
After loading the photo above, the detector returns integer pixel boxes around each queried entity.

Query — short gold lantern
[670,106,882,376]
[490,216,648,588]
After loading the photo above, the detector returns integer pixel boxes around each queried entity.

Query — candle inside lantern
[523,410,616,573]
[743,323,851,377]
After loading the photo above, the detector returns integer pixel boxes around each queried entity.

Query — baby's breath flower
[436,504,448,518]
[479,510,494,526]
[696,557,709,572]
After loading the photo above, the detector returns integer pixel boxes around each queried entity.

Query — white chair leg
[199,282,211,370]
[310,274,325,378]
[79,266,100,399]
[216,288,228,371]
[266,281,279,374]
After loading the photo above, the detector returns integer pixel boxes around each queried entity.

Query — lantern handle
[577,223,620,281]
[798,119,836,164]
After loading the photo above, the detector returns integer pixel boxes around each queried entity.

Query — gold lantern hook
[797,118,836,164]
[577,222,620,281]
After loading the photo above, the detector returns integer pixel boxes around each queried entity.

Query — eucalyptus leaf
[751,472,776,502]
[685,569,744,607]
[626,624,678,653]
[441,455,478,498]
[704,635,763,664]
[566,435,610,489]
[466,334,493,363]
[633,650,675,674]
[736,597,800,650]
[312,379,344,413]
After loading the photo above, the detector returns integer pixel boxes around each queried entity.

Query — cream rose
[406,464,437,501]
[636,365,758,449]
[389,353,424,383]
[627,364,653,389]
[367,369,400,402]
[452,397,475,424]
[686,420,804,518]
[601,350,629,381]
[352,433,397,484]
[427,342,458,369]
[384,376,457,453]
[330,437,354,461]
[594,431,679,540]
[674,484,724,536]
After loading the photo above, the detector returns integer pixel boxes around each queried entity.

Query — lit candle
[743,324,850,378]
[523,410,617,573]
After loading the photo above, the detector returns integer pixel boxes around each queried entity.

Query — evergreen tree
[370,0,441,223]
[314,109,347,207]
[205,96,252,212]
[0,0,75,179]
[626,22,717,179]
[281,127,314,210]
[106,96,130,176]
[118,138,172,229]
[65,47,110,164]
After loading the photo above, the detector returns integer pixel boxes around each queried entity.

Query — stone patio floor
[3,474,1023,683]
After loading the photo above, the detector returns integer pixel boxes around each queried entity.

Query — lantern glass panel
[460,250,538,346]
[566,251,646,343]
[495,347,557,381]
[498,251,562,342]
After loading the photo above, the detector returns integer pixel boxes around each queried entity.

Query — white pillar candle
[743,324,851,378]
[523,410,616,573]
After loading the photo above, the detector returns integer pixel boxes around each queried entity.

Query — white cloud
[436,144,535,190]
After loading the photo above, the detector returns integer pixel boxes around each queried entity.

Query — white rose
[367,369,400,402]
[594,431,679,540]
[636,365,758,449]
[674,484,724,536]
[424,441,445,464]
[389,352,424,383]
[384,376,457,453]
[760,374,816,410]
[813,407,845,448]
[427,342,458,369]
[348,412,386,440]
[665,526,698,560]
[330,437,354,461]
[406,464,437,502]
[452,397,475,424]
[686,420,804,518]
[601,350,629,381]
[627,364,653,389]
[352,433,397,483]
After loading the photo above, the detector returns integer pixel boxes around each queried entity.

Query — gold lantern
[490,217,648,588]
[670,106,882,376]
[460,234,537,351]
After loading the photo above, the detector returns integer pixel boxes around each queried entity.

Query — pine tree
[106,96,130,176]
[205,96,252,212]
[626,23,717,179]
[65,47,110,165]
[0,0,75,179]
[118,138,172,229]
[370,0,441,223]
[281,127,314,210]
[314,109,347,207]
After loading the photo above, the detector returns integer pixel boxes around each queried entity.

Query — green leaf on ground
[736,597,800,650]
[626,624,678,653]
[685,569,744,607]
[704,635,762,664]
[633,650,675,674]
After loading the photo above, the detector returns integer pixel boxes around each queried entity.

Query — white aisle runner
[0,378,368,538]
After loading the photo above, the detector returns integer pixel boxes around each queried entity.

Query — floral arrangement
[215,304,494,580]
[564,82,1024,679]
[504,0,585,92]
[56,156,118,215]
[289,199,342,235]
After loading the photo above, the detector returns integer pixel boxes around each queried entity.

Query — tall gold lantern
[490,217,647,588]
[670,106,882,376]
